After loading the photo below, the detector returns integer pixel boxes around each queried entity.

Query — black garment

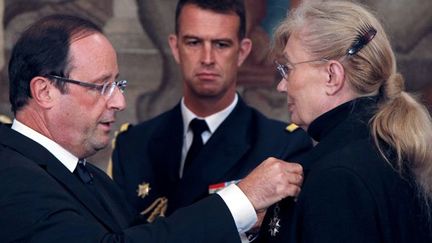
[74,159,93,184]
[258,97,432,243]
[111,97,312,215]
[184,118,209,169]
[0,124,240,242]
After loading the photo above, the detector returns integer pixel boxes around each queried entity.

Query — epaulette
[107,122,131,178]
[111,122,131,148]
[285,123,299,132]
[0,114,12,124]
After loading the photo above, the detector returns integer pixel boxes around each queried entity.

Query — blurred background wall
[0,0,430,171]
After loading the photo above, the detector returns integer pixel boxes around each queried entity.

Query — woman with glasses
[257,1,432,242]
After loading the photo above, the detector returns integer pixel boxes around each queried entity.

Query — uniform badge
[286,123,299,132]
[137,182,151,198]
[208,179,241,194]
[0,114,12,124]
[140,197,168,223]
[269,203,281,236]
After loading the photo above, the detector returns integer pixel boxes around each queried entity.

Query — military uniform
[111,97,312,220]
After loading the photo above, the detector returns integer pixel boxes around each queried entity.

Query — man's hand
[238,157,303,212]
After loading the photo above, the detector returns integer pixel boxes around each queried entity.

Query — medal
[268,203,281,236]
[137,182,151,198]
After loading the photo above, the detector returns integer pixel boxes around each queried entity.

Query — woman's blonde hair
[273,0,432,208]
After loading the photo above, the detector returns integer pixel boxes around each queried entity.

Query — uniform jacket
[258,97,432,243]
[0,124,240,242]
[112,97,312,215]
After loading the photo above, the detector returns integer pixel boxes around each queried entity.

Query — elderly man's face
[48,33,126,158]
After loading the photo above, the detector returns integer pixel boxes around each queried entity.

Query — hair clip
[346,24,377,56]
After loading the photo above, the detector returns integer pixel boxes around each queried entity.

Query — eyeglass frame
[274,58,329,80]
[45,74,127,98]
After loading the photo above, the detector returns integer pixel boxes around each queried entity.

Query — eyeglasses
[46,75,127,99]
[274,58,328,80]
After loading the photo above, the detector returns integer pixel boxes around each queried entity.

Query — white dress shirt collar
[11,119,79,172]
[181,94,238,134]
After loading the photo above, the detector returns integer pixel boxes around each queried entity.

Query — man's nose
[201,43,215,66]
[107,88,126,111]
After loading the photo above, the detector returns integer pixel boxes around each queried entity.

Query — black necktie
[74,159,93,184]
[184,118,209,169]
[74,159,119,220]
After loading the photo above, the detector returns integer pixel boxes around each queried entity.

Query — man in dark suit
[111,0,311,237]
[0,14,304,242]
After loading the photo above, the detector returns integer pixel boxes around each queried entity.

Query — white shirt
[11,119,79,172]
[180,94,257,235]
[180,94,238,177]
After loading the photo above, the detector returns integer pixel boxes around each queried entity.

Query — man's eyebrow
[182,35,201,40]
[211,38,234,43]
[92,73,118,84]
[181,35,234,43]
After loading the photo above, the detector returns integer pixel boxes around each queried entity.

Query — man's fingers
[285,163,303,174]
[239,157,305,211]
[286,184,301,198]
[277,178,302,198]
[286,173,303,186]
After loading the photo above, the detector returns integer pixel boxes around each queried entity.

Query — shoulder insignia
[107,122,131,178]
[111,122,131,148]
[0,114,12,124]
[286,123,299,132]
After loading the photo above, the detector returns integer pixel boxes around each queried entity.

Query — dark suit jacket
[258,97,432,243]
[0,123,240,242]
[112,97,312,215]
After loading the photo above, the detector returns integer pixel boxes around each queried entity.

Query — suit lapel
[0,125,121,232]
[148,105,184,183]
[45,162,122,231]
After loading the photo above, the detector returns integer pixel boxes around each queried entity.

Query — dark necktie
[74,159,120,220]
[184,118,209,169]
[74,159,93,184]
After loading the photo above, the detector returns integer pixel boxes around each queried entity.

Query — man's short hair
[174,0,246,40]
[8,14,102,114]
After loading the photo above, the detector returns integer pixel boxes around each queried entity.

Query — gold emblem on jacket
[137,182,151,198]
[286,123,299,132]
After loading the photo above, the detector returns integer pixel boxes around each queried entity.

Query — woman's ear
[324,60,345,96]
